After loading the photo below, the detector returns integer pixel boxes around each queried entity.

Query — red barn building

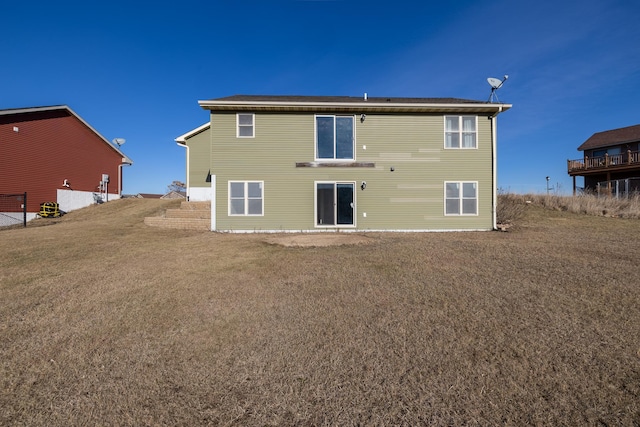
[0,106,132,220]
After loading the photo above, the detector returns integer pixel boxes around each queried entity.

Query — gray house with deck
[568,124,640,195]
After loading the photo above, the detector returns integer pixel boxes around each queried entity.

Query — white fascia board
[175,122,210,143]
[198,99,512,114]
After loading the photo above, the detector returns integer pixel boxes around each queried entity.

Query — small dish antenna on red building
[113,138,126,147]
[487,75,508,103]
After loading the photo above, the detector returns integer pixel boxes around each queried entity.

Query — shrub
[496,191,528,225]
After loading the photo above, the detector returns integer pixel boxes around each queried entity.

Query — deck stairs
[144,201,210,230]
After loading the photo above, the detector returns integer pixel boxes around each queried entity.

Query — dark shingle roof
[211,94,482,104]
[0,105,68,115]
[578,124,640,151]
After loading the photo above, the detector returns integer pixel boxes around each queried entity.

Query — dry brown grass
[502,191,640,219]
[1,198,640,426]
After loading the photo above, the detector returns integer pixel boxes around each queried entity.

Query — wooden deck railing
[568,150,640,173]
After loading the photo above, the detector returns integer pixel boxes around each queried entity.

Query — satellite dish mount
[113,138,126,147]
[487,75,508,103]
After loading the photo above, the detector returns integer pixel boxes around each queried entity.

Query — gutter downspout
[118,160,132,197]
[176,141,190,201]
[491,105,504,230]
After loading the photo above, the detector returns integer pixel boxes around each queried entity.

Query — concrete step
[180,201,211,211]
[144,201,211,230]
[144,216,210,231]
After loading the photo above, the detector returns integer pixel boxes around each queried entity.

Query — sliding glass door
[316,182,354,227]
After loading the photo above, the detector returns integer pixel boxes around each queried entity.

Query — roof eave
[578,138,640,151]
[198,99,512,114]
[175,122,210,143]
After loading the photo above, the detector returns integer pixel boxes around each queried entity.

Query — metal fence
[0,193,27,227]
[596,178,640,198]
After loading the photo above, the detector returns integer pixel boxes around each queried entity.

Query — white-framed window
[445,181,478,215]
[237,113,255,138]
[444,116,477,149]
[315,115,354,160]
[229,181,263,216]
[315,181,355,227]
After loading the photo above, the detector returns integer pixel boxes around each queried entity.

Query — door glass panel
[336,183,354,225]
[317,183,334,225]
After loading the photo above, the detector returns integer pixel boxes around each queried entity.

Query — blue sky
[2,0,639,195]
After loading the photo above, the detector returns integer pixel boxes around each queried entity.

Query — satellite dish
[487,77,503,89]
[487,75,508,103]
[113,138,126,147]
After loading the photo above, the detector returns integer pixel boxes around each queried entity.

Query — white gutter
[175,141,190,200]
[491,105,504,230]
[118,160,132,196]
[210,174,216,231]
[198,99,512,114]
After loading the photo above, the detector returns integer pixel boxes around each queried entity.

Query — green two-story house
[177,95,511,232]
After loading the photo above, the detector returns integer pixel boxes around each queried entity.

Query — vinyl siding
[185,128,211,189]
[209,111,494,231]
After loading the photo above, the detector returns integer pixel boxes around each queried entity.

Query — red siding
[0,109,123,212]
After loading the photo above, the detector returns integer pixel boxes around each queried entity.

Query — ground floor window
[316,182,354,226]
[229,181,263,216]
[445,181,477,215]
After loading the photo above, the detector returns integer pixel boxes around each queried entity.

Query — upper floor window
[445,181,478,215]
[237,113,254,138]
[445,116,477,149]
[316,115,354,160]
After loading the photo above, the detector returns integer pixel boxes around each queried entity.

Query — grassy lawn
[1,198,639,426]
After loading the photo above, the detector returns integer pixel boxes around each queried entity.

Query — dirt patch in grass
[263,232,376,247]
[1,198,640,426]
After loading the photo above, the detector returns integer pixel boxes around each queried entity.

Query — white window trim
[314,114,356,161]
[236,113,255,138]
[228,180,264,216]
[444,181,479,216]
[444,115,478,149]
[314,181,357,228]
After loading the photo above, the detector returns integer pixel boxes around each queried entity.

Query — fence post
[626,179,629,199]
